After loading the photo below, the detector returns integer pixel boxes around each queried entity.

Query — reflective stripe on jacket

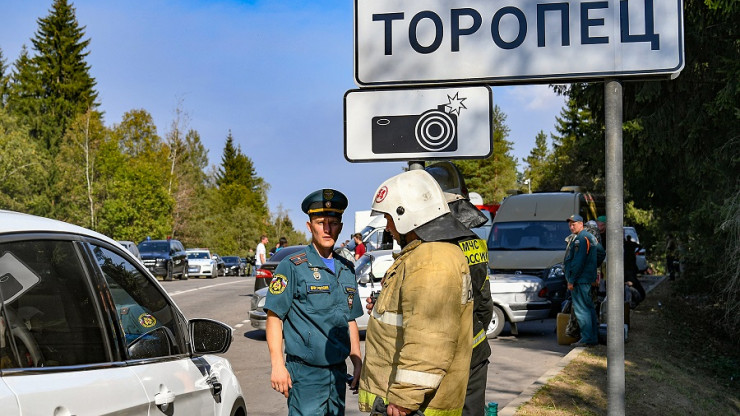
[358,240,473,415]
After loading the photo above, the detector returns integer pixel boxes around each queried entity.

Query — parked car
[137,238,188,281]
[354,250,550,338]
[212,253,226,276]
[624,226,649,273]
[487,274,552,338]
[0,210,246,415]
[253,245,305,292]
[117,240,141,260]
[222,256,245,276]
[186,248,218,278]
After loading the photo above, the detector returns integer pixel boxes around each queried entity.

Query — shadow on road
[245,330,266,341]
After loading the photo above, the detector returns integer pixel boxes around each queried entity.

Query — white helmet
[371,170,450,235]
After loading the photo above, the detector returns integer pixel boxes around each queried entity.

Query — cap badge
[323,189,334,200]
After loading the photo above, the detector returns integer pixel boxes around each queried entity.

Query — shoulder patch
[269,274,288,295]
[290,253,308,265]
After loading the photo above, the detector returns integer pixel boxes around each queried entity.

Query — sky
[0,0,565,242]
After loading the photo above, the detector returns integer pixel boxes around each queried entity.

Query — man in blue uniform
[564,214,600,347]
[265,189,364,415]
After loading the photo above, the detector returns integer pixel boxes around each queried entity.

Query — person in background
[353,233,366,260]
[564,214,599,347]
[624,234,646,302]
[264,189,362,415]
[256,235,268,270]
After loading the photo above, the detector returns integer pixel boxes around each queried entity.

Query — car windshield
[223,256,240,263]
[488,221,571,250]
[187,252,210,259]
[138,241,168,252]
[355,254,372,273]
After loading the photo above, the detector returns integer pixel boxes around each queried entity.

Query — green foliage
[523,130,550,192]
[0,48,8,107]
[537,97,605,193]
[0,108,48,212]
[455,105,518,203]
[552,0,739,336]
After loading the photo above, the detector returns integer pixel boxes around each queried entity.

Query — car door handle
[154,387,176,412]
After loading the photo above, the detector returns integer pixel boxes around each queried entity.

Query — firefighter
[358,170,474,416]
[425,161,494,416]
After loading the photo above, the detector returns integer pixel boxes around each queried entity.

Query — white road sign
[344,85,493,162]
[354,0,684,86]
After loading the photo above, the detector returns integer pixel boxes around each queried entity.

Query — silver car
[487,274,552,338]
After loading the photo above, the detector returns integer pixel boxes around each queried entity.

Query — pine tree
[456,105,518,203]
[6,46,44,140]
[0,48,8,108]
[30,0,98,154]
[523,130,550,192]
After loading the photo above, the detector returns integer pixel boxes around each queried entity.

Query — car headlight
[257,296,266,308]
[547,263,565,280]
[155,258,166,265]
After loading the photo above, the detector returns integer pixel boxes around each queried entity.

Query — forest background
[0,0,737,339]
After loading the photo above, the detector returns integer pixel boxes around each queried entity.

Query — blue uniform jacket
[563,230,599,284]
[264,244,363,366]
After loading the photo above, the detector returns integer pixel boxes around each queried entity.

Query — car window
[90,245,184,359]
[0,240,108,369]
[138,241,168,252]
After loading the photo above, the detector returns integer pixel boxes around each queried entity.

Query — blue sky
[1,0,565,241]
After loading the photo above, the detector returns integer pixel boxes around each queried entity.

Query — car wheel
[181,265,189,280]
[165,262,173,281]
[210,268,216,279]
[486,305,505,338]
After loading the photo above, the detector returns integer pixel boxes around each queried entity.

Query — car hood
[188,258,213,265]
[140,251,168,259]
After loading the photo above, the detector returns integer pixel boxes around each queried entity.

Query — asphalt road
[160,274,573,415]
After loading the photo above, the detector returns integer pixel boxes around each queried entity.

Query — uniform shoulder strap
[290,252,307,265]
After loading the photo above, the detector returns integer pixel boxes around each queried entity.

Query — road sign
[354,0,684,86]
[344,85,493,162]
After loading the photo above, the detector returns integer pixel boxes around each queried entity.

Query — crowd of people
[253,165,652,415]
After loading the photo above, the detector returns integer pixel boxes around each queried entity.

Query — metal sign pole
[604,78,625,415]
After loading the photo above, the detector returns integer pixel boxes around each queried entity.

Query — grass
[514,279,740,415]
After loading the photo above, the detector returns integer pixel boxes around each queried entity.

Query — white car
[0,210,246,416]
[487,274,552,338]
[187,248,219,278]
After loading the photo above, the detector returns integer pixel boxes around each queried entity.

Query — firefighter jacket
[456,236,493,368]
[358,239,474,415]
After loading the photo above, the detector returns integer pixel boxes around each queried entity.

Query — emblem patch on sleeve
[269,274,288,295]
[138,313,157,328]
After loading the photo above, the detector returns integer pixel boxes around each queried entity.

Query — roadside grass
[514,279,740,415]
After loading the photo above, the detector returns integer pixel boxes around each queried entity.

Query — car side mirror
[190,318,232,355]
[128,326,175,359]
[358,274,371,285]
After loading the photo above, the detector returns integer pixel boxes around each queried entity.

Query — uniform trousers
[286,356,347,416]
[571,283,599,345]
[463,359,489,416]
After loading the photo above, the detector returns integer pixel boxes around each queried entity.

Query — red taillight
[538,287,549,298]
[256,269,273,279]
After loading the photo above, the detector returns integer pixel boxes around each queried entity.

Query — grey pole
[605,79,625,415]
[408,161,425,170]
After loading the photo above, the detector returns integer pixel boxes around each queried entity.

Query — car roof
[0,210,119,247]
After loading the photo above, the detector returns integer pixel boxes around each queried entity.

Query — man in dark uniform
[265,189,364,415]
[426,162,494,416]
